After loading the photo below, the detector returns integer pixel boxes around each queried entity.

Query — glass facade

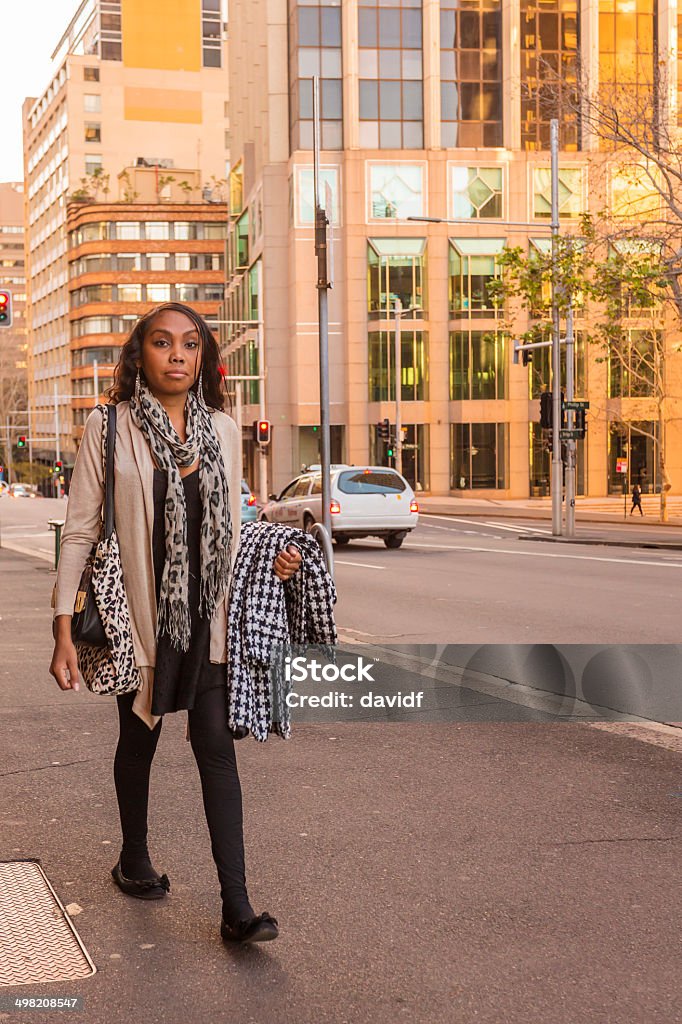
[369,423,430,490]
[530,422,586,495]
[533,167,584,218]
[608,330,658,398]
[528,329,586,398]
[368,238,426,319]
[449,166,503,219]
[368,163,424,220]
[289,0,343,151]
[202,0,222,68]
[449,239,504,318]
[608,420,659,494]
[449,330,506,400]
[599,0,655,110]
[521,0,579,151]
[440,0,502,148]
[358,0,423,149]
[451,423,507,489]
[368,330,428,401]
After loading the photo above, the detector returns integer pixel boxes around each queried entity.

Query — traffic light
[540,392,552,429]
[16,436,26,448]
[377,418,390,442]
[253,419,271,445]
[0,290,12,328]
[54,460,63,473]
[522,348,532,367]
[387,445,394,458]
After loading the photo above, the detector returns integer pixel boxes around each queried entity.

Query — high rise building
[224,0,682,500]
[0,182,28,387]
[22,0,228,466]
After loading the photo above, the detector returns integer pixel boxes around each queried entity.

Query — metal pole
[565,300,576,537]
[5,417,12,485]
[394,298,403,475]
[550,119,563,537]
[235,380,244,480]
[93,359,99,406]
[256,259,268,505]
[313,75,333,541]
[28,403,33,479]
[54,381,61,499]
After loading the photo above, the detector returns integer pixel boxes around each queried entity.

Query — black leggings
[113,685,254,924]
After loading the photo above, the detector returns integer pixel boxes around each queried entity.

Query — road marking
[0,530,52,538]
[484,520,552,535]
[335,559,386,570]
[401,541,682,568]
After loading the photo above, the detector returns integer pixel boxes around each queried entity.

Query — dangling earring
[196,368,206,407]
[135,366,142,401]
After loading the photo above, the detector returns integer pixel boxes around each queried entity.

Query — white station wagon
[259,464,419,549]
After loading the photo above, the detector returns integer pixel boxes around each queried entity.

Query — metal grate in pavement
[0,860,96,987]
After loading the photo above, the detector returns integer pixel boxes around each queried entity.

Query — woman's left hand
[273,544,302,581]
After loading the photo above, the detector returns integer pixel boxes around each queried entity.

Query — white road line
[484,520,552,535]
[0,530,52,538]
[402,540,682,568]
[335,559,386,570]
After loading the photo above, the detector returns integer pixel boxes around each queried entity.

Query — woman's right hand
[49,616,80,692]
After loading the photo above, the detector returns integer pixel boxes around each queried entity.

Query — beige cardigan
[53,401,242,731]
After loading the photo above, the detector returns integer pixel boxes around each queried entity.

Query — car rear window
[337,470,406,494]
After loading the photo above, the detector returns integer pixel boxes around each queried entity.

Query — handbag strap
[97,403,117,540]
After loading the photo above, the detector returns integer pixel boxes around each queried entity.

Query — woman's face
[138,309,202,400]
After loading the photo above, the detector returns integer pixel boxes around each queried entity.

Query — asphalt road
[2,499,681,643]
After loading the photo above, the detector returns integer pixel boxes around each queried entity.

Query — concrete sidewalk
[1,546,681,1023]
[419,494,682,527]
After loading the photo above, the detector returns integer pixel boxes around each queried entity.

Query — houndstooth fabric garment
[227,521,337,742]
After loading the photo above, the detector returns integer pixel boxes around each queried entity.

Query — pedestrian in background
[49,302,302,943]
[630,482,644,516]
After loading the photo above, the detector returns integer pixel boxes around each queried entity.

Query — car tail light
[247,494,256,506]
[330,500,341,514]
[410,500,419,513]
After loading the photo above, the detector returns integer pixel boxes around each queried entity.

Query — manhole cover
[0,860,96,986]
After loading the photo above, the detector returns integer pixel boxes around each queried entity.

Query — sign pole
[565,299,576,537]
[550,118,563,537]
[313,76,332,542]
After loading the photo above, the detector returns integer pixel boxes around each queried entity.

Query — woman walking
[49,302,301,943]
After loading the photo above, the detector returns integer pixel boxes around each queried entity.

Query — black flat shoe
[221,911,279,944]
[111,858,170,900]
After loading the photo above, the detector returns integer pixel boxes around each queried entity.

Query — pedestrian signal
[377,418,390,442]
[17,436,26,448]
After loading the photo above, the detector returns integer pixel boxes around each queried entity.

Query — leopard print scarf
[129,382,232,652]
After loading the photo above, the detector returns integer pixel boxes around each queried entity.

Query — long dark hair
[107,302,230,412]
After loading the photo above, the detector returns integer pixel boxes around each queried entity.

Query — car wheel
[384,534,403,549]
[303,513,315,533]
[334,535,350,546]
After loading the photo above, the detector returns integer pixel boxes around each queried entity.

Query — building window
[608,420,659,494]
[368,163,425,220]
[449,331,506,400]
[146,284,171,302]
[71,284,114,307]
[100,0,122,60]
[204,222,228,239]
[368,330,428,402]
[610,165,660,220]
[533,166,584,218]
[113,222,141,240]
[451,423,507,489]
[85,156,103,175]
[293,166,340,226]
[175,285,199,302]
[289,0,343,151]
[608,329,658,398]
[368,238,427,319]
[117,284,142,302]
[449,238,505,318]
[358,0,423,149]
[84,67,100,81]
[115,253,142,271]
[368,423,429,490]
[85,123,101,143]
[449,166,503,219]
[147,253,170,271]
[202,0,223,67]
[599,0,655,105]
[440,0,502,148]
[521,0,579,151]
[84,94,101,113]
[144,222,170,240]
[78,222,109,243]
[72,346,118,367]
[174,222,198,240]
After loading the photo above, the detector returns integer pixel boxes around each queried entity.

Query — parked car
[240,479,258,523]
[8,483,37,499]
[259,465,419,548]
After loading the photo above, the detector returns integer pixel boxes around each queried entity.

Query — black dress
[150,467,225,715]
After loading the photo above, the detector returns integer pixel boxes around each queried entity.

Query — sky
[2,1,78,183]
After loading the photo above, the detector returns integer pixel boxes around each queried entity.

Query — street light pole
[313,75,333,541]
[564,299,576,537]
[550,118,563,537]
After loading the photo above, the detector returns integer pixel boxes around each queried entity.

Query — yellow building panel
[124,87,202,124]
[121,0,200,71]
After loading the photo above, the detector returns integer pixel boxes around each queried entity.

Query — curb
[420,507,682,527]
[0,540,54,565]
[518,535,682,552]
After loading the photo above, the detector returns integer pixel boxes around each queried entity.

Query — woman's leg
[114,691,163,879]
[187,685,255,926]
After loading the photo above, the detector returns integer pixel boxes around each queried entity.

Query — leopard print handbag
[75,405,142,697]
